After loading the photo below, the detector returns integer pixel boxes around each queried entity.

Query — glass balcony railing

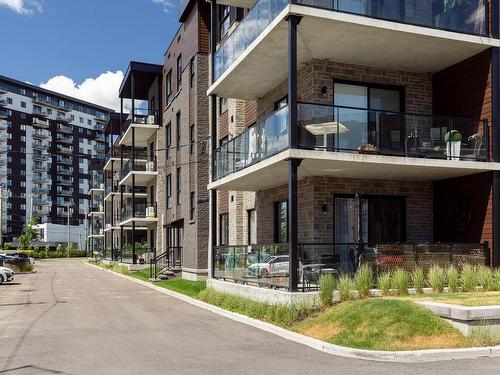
[122,109,159,133]
[213,0,488,82]
[120,156,158,179]
[121,202,157,222]
[214,103,489,180]
[214,105,289,179]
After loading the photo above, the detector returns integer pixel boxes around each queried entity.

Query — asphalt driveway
[1,260,500,374]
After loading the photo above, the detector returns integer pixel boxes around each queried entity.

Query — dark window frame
[176,111,181,150]
[189,57,195,88]
[166,174,172,208]
[166,70,173,105]
[247,209,255,244]
[166,123,172,159]
[190,191,195,221]
[219,213,229,246]
[176,54,182,91]
[189,124,195,154]
[176,167,181,205]
[219,97,228,115]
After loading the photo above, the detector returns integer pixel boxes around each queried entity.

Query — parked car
[0,254,30,270]
[247,255,289,278]
[0,266,14,284]
[10,252,35,265]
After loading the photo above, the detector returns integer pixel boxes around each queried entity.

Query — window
[176,54,182,90]
[20,113,26,119]
[189,57,195,88]
[166,123,172,159]
[219,5,231,39]
[88,119,92,125]
[176,111,181,149]
[7,98,12,104]
[166,174,172,208]
[79,117,84,123]
[21,101,26,108]
[189,125,195,154]
[247,209,256,244]
[275,201,288,243]
[219,97,228,115]
[47,108,52,115]
[176,167,181,205]
[70,115,75,121]
[219,213,229,246]
[190,192,195,221]
[166,70,172,104]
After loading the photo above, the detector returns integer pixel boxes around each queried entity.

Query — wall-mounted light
[322,203,328,215]
[321,85,328,96]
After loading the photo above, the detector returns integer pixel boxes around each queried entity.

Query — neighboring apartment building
[0,75,111,245]
[207,0,500,293]
[100,0,212,281]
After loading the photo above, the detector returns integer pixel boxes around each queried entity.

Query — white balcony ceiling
[208,149,500,192]
[214,0,256,8]
[119,124,159,147]
[209,5,499,99]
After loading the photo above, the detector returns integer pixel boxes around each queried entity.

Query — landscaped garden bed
[94,260,500,351]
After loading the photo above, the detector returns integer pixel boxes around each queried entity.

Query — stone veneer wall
[255,177,433,244]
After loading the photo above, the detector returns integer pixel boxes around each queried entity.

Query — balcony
[119,109,159,147]
[0,145,7,153]
[55,144,73,154]
[119,156,157,186]
[55,198,74,206]
[32,118,49,128]
[32,197,50,206]
[56,188,74,196]
[95,123,105,131]
[210,103,500,191]
[56,123,73,133]
[32,94,72,111]
[94,132,105,142]
[56,166,74,175]
[33,152,49,162]
[56,114,71,123]
[0,110,9,119]
[33,129,50,139]
[210,0,498,99]
[32,186,49,194]
[32,108,49,118]
[32,162,46,172]
[56,134,74,144]
[89,203,104,213]
[0,97,8,107]
[56,176,74,185]
[95,113,108,123]
[0,120,9,129]
[119,202,158,226]
[56,155,72,165]
[32,140,49,151]
[32,173,49,183]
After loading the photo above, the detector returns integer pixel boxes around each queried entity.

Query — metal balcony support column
[132,221,136,264]
[288,158,301,292]
[209,0,218,279]
[492,0,499,39]
[492,46,500,267]
[288,14,300,149]
[120,225,123,263]
[131,72,135,122]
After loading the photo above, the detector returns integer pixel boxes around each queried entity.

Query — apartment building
[207,0,500,294]
[0,75,111,245]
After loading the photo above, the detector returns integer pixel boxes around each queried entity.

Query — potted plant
[444,130,462,160]
[136,242,149,265]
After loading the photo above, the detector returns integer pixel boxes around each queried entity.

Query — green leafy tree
[56,243,63,253]
[18,219,38,250]
[3,242,11,251]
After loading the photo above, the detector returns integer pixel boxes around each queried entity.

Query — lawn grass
[293,299,468,351]
[392,292,500,307]
[95,261,500,351]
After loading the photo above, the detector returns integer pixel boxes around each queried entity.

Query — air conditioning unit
[146,115,155,125]
[146,207,156,218]
[146,161,155,171]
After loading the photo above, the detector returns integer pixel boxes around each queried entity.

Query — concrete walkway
[1,260,500,375]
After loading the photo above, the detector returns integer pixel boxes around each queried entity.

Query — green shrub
[411,268,425,294]
[493,269,500,292]
[461,264,477,293]
[377,271,392,296]
[319,274,335,308]
[477,265,495,292]
[56,244,63,253]
[444,130,462,142]
[338,275,355,302]
[354,265,373,299]
[447,266,460,293]
[392,269,409,296]
[427,265,446,293]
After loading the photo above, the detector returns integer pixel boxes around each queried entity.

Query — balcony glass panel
[297,103,488,161]
[121,202,157,221]
[215,105,289,179]
[213,0,487,82]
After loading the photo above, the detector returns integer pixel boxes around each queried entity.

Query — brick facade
[255,177,433,245]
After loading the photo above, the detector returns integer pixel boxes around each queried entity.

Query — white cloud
[0,0,42,14]
[40,71,125,111]
[151,0,174,13]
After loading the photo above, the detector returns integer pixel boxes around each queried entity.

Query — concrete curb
[85,262,500,363]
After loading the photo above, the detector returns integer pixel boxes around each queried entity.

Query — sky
[0,0,181,110]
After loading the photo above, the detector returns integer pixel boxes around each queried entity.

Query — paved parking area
[1,260,500,374]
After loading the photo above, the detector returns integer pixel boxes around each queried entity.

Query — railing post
[288,14,299,150]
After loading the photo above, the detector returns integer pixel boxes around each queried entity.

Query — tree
[18,219,38,250]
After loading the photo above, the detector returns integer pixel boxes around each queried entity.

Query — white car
[0,266,14,284]
[247,255,289,278]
